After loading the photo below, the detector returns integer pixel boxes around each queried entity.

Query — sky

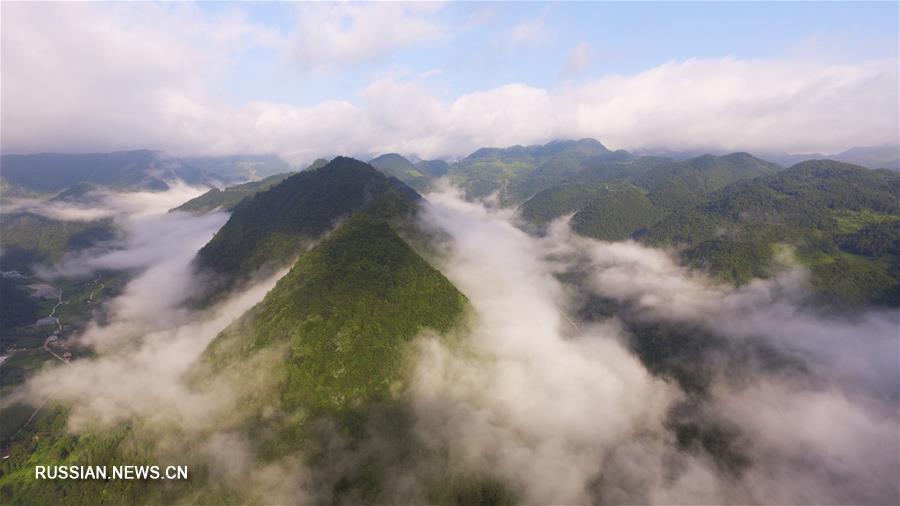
[2,1,898,163]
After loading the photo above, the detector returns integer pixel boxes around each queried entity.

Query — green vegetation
[171,172,294,214]
[571,185,663,241]
[368,153,431,191]
[201,212,467,421]
[522,157,899,306]
[451,138,623,203]
[517,182,607,227]
[193,157,422,302]
[196,210,476,502]
[1,199,477,505]
[0,213,117,273]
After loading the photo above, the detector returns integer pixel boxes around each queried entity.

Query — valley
[0,145,897,504]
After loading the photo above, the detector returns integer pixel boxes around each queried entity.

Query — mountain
[171,172,294,214]
[832,144,900,171]
[0,150,201,192]
[0,151,293,194]
[0,213,117,273]
[518,152,780,231]
[201,214,467,418]
[368,154,453,192]
[175,154,292,181]
[416,159,450,177]
[571,184,664,241]
[368,153,431,191]
[192,157,421,302]
[0,176,477,505]
[450,138,628,203]
[519,156,898,307]
[635,152,782,209]
[760,144,900,171]
[643,160,900,305]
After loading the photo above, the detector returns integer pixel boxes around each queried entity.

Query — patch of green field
[832,209,899,234]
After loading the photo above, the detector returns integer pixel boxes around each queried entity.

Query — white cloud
[288,3,444,72]
[561,42,595,78]
[498,16,553,47]
[414,187,680,504]
[2,3,897,160]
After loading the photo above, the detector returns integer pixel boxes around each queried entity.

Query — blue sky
[206,2,899,107]
[2,2,898,160]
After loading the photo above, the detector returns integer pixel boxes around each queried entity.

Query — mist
[6,182,897,504]
[412,186,900,505]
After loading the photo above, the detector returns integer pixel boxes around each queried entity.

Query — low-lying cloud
[6,182,897,504]
[412,188,899,504]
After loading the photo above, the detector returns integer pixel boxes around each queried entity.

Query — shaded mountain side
[171,172,294,214]
[191,157,422,304]
[0,213,117,273]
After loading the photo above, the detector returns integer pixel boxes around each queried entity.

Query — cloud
[288,3,444,72]
[410,189,899,504]
[497,16,553,47]
[569,233,900,398]
[5,182,897,503]
[413,186,682,504]
[2,2,896,159]
[561,42,595,78]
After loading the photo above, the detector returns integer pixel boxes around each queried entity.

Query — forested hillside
[192,157,422,302]
[0,213,117,273]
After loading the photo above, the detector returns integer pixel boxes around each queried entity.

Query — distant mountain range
[759,144,899,171]
[635,144,900,171]
[0,150,291,194]
[2,144,898,504]
[2,141,895,201]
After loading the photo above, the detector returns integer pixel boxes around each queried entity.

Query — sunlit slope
[201,213,467,416]
[192,213,473,502]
